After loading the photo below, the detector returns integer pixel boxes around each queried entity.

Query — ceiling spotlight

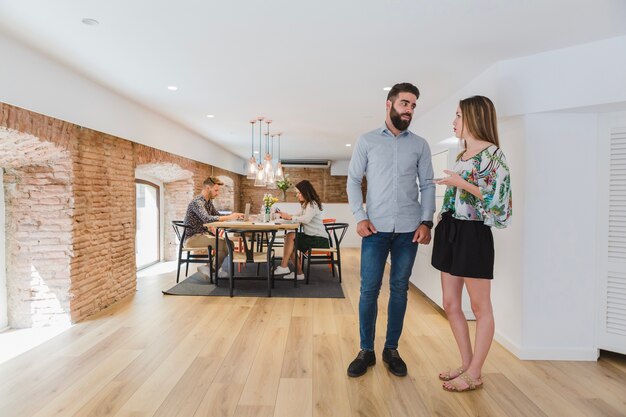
[383,86,392,91]
[206,114,215,118]
[167,86,178,91]
[81,18,99,26]
[346,144,352,147]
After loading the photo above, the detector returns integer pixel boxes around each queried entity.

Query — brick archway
[213,175,235,212]
[0,127,73,328]
[135,163,194,261]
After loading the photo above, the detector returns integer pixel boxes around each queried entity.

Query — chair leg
[229,261,234,297]
[267,260,272,297]
[209,250,214,284]
[330,253,336,277]
[176,261,182,283]
[185,255,190,277]
[337,252,342,283]
[306,251,312,285]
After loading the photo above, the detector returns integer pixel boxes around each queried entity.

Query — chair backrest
[171,220,188,243]
[322,218,336,224]
[324,223,348,249]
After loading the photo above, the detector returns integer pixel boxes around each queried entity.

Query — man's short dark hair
[203,176,224,187]
[387,83,420,102]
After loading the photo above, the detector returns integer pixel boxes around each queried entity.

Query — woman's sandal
[438,366,465,381]
[442,373,483,392]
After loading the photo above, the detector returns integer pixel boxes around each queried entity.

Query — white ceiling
[1,0,626,161]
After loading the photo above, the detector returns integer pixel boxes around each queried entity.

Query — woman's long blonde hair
[459,95,500,147]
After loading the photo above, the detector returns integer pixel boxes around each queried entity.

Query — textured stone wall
[0,103,245,327]
[70,129,136,323]
[239,167,366,214]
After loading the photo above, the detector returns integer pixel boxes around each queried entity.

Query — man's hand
[413,225,431,244]
[223,212,244,221]
[357,220,377,237]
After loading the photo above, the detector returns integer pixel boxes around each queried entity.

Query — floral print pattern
[440,145,512,228]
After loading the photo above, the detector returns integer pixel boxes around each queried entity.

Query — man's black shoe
[347,350,376,377]
[382,348,407,377]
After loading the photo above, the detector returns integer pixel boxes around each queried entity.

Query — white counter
[272,202,361,248]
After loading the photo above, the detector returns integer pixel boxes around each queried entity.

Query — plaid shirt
[184,194,220,238]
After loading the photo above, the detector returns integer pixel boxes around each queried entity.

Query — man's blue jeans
[359,231,418,351]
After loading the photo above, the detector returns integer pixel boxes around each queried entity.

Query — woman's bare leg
[281,232,295,268]
[441,272,473,374]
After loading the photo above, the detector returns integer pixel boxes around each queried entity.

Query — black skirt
[431,212,494,279]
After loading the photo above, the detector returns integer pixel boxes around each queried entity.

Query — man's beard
[390,106,412,131]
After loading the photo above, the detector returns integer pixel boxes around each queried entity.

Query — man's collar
[380,124,410,137]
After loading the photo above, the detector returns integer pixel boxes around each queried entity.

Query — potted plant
[276,174,293,201]
[262,194,279,222]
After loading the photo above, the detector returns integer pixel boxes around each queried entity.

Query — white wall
[490,116,525,354]
[0,32,245,175]
[413,35,626,360]
[0,169,6,330]
[330,160,350,176]
[498,36,626,116]
[518,113,598,359]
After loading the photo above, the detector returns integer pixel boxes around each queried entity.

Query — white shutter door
[600,127,626,354]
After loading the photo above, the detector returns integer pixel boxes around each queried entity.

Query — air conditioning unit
[280,159,331,169]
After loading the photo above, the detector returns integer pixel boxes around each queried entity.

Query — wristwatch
[420,220,434,229]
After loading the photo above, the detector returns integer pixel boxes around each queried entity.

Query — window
[136,180,160,270]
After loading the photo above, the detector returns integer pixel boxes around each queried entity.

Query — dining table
[204,220,301,294]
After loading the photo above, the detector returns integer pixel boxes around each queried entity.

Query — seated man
[184,176,243,279]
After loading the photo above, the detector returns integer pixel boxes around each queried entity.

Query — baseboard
[495,331,599,361]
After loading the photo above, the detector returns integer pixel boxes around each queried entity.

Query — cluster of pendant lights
[246,116,284,188]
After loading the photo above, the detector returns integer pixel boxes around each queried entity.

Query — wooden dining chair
[302,222,349,284]
[221,228,278,297]
[171,220,214,283]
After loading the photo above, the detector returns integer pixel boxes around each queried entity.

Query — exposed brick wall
[0,102,245,327]
[239,167,366,214]
[163,179,194,261]
[70,129,136,323]
[3,161,73,327]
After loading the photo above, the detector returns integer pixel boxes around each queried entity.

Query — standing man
[184,176,243,279]
[346,83,436,377]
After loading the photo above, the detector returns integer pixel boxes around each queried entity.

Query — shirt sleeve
[347,136,368,223]
[476,148,512,228]
[417,140,436,222]
[292,205,315,224]
[192,199,220,224]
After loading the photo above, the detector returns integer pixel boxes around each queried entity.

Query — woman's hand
[434,170,466,188]
[278,212,293,220]
[435,170,484,200]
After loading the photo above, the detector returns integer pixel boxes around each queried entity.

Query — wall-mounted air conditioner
[280,159,331,169]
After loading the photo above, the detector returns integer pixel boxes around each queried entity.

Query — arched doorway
[135,180,160,270]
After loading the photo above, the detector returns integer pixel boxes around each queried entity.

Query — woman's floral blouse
[440,145,512,228]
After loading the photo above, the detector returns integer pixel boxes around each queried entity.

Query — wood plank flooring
[1,248,625,417]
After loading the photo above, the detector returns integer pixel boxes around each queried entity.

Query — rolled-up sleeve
[347,136,368,223]
[477,150,512,228]
[417,141,436,222]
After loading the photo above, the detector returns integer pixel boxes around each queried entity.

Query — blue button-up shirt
[347,125,436,233]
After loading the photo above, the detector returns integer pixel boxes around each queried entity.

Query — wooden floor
[1,249,625,417]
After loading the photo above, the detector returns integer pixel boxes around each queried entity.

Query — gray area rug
[162,264,344,298]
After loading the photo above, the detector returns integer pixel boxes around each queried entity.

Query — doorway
[136,180,160,270]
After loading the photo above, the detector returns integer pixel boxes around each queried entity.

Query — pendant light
[246,119,258,179]
[274,132,284,180]
[254,116,266,187]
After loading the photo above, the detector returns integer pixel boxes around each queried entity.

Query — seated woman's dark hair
[295,180,323,210]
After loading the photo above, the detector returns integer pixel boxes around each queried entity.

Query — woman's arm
[435,170,483,200]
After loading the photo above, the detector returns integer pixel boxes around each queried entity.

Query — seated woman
[274,180,330,279]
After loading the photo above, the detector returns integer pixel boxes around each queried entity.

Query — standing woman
[274,180,330,279]
[431,96,512,392]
